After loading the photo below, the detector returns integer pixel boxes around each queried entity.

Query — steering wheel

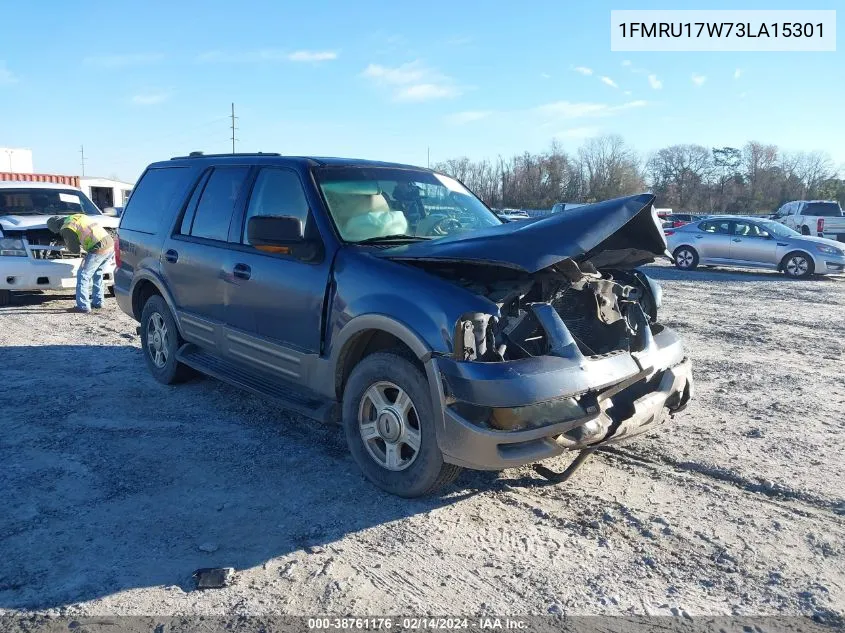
[426,216,462,236]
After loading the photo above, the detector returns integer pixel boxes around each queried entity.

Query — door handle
[233,263,251,280]
[164,249,179,263]
[732,238,742,242]
[694,235,703,239]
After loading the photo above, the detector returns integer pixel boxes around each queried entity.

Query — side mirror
[247,215,303,245]
[102,207,118,217]
[246,215,321,261]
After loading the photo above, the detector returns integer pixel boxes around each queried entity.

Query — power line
[230,103,239,154]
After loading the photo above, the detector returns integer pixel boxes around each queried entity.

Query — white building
[79,176,134,210]
[0,147,34,173]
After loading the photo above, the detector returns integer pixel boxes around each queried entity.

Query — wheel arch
[778,249,816,273]
[329,316,431,402]
[129,272,185,337]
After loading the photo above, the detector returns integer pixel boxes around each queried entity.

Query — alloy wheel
[146,312,169,368]
[676,249,695,268]
[785,255,809,277]
[358,381,422,471]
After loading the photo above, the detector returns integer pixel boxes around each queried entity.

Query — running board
[176,344,337,424]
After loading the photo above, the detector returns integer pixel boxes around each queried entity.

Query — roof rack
[170,151,282,160]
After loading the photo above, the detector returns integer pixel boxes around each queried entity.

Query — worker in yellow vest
[47,214,115,313]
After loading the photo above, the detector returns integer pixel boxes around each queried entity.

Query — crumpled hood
[378,193,666,273]
[0,213,119,233]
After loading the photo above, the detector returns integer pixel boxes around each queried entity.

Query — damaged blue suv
[114,153,693,497]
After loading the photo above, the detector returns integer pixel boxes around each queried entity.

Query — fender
[128,268,187,338]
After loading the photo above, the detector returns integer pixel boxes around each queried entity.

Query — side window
[243,168,310,245]
[187,167,249,241]
[733,221,763,237]
[120,167,193,234]
[700,220,731,234]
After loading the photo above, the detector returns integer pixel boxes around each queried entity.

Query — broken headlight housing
[0,238,27,257]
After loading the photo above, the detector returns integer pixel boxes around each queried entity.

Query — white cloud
[362,60,460,102]
[197,49,336,63]
[648,74,662,90]
[556,126,600,139]
[540,72,551,79]
[600,76,618,88]
[396,83,459,101]
[691,74,707,87]
[624,90,632,95]
[0,61,17,85]
[446,110,492,124]
[734,68,742,79]
[287,50,337,62]
[84,53,164,68]
[621,60,632,67]
[573,66,593,76]
[131,92,168,105]
[535,99,646,121]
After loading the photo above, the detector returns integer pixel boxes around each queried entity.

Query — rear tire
[781,252,814,279]
[342,351,461,497]
[0,289,10,307]
[673,246,699,270]
[139,295,195,384]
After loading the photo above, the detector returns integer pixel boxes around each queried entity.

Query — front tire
[342,351,461,497]
[673,246,699,270]
[781,252,814,279]
[139,295,194,384]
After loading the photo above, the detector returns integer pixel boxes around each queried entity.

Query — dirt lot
[1,262,843,619]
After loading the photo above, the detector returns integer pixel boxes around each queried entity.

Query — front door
[222,167,330,383]
[729,220,778,266]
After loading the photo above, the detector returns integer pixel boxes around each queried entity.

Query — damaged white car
[0,182,119,306]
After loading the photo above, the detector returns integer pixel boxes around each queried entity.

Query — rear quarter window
[120,167,196,234]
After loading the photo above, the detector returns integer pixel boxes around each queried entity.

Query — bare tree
[646,144,712,210]
[577,135,643,202]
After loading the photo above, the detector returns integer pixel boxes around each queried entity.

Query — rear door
[729,220,777,266]
[691,219,733,261]
[161,165,250,352]
[221,166,330,383]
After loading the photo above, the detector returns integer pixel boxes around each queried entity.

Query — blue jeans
[76,251,113,311]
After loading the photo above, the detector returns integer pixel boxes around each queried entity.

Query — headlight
[815,244,845,256]
[0,238,27,257]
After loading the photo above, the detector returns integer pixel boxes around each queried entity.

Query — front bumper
[430,325,693,470]
[0,257,115,291]
[813,252,845,274]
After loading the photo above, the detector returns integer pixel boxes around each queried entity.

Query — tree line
[433,136,845,213]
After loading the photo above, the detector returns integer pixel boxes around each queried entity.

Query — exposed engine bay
[2,228,116,260]
[412,259,658,363]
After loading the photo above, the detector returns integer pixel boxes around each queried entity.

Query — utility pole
[427,146,430,168]
[80,145,86,176]
[230,103,238,154]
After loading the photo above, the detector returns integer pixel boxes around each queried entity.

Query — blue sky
[0,0,841,182]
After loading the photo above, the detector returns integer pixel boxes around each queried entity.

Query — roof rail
[169,152,282,160]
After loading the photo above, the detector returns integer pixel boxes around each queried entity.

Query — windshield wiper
[354,234,430,244]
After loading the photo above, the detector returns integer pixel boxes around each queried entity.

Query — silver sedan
[665,216,845,278]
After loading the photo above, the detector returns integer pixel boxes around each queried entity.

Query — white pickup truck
[0,181,119,306]
[773,200,845,242]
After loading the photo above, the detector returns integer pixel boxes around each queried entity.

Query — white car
[0,182,119,306]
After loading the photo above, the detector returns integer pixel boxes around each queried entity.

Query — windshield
[759,220,799,238]
[803,202,843,217]
[314,167,501,242]
[0,188,102,217]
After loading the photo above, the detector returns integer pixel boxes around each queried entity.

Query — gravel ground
[1,261,843,619]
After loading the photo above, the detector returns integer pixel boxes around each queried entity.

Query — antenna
[427,146,430,168]
[230,103,239,153]
[80,145,86,176]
